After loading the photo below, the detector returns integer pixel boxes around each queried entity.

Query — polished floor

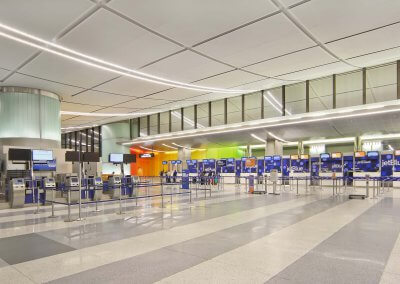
[0,185,399,283]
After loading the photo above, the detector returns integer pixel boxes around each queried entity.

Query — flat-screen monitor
[65,151,81,162]
[109,153,123,163]
[355,151,366,158]
[176,160,182,164]
[290,155,299,160]
[32,150,53,161]
[300,154,309,160]
[70,177,78,183]
[367,151,379,159]
[8,148,32,161]
[273,155,281,161]
[123,154,136,163]
[162,161,168,165]
[332,152,342,159]
[83,152,100,162]
[320,153,330,159]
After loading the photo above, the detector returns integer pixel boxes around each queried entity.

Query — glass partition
[211,100,225,126]
[309,76,333,112]
[227,96,242,124]
[263,87,283,118]
[245,92,261,121]
[171,109,181,132]
[160,111,170,133]
[366,63,397,104]
[183,106,195,130]
[336,70,363,108]
[139,116,148,137]
[149,114,158,135]
[197,103,209,128]
[285,82,306,115]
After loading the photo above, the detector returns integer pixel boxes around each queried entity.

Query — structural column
[265,134,283,156]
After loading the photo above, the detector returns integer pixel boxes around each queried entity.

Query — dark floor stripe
[47,196,347,284]
[0,190,248,229]
[267,197,400,284]
[39,193,297,249]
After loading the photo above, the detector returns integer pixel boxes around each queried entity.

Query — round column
[0,87,61,148]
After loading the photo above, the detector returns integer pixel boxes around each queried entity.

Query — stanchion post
[49,187,56,218]
[296,178,299,196]
[161,182,164,208]
[65,189,73,222]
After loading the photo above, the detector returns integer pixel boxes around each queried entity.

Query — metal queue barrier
[13,174,398,222]
[38,174,228,222]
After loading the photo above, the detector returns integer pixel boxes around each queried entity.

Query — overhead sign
[139,153,154,158]
[355,151,366,158]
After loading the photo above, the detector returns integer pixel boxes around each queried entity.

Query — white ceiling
[0,0,399,129]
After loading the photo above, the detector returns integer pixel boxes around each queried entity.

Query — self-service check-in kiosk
[108,176,122,199]
[43,177,56,201]
[88,177,103,201]
[65,176,80,203]
[9,178,25,208]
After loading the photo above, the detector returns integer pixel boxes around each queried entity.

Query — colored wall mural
[130,146,246,176]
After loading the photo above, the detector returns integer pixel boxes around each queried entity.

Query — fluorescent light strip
[171,142,205,151]
[60,111,152,117]
[251,133,266,143]
[172,111,205,128]
[122,107,400,145]
[361,133,400,140]
[162,143,178,150]
[267,131,291,143]
[139,146,164,152]
[0,24,255,94]
[302,137,355,145]
[389,144,394,151]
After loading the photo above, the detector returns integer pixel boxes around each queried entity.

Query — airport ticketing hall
[1,1,400,283]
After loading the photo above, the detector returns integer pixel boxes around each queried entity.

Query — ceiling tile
[61,102,103,112]
[94,76,168,97]
[3,72,85,98]
[277,62,356,81]
[0,37,38,70]
[59,9,182,69]
[109,0,277,46]
[231,78,286,92]
[142,50,232,83]
[0,0,93,40]
[146,88,202,101]
[196,70,264,89]
[348,47,400,67]
[20,53,116,88]
[282,0,305,7]
[113,97,166,109]
[0,67,11,79]
[195,13,314,67]
[63,90,131,107]
[327,23,400,62]
[194,92,233,102]
[291,0,400,42]
[92,107,141,114]
[245,47,336,77]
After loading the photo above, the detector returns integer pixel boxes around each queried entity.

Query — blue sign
[381,154,393,177]
[162,161,168,165]
[171,160,177,165]
[176,160,182,164]
[33,159,56,171]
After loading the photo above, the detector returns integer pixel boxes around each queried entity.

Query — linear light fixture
[172,142,206,151]
[388,144,394,151]
[60,111,152,117]
[162,143,178,150]
[267,131,291,143]
[0,23,256,94]
[266,91,292,115]
[122,107,400,145]
[361,133,400,140]
[139,146,164,152]
[251,133,266,143]
[302,137,355,145]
